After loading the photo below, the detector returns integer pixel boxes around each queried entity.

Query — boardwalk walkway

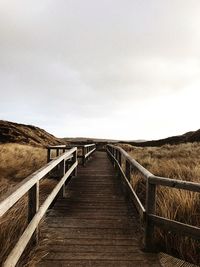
[38,151,161,267]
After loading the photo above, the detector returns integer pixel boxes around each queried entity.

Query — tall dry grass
[119,142,200,265]
[0,143,57,266]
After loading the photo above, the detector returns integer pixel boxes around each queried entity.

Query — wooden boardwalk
[38,151,160,267]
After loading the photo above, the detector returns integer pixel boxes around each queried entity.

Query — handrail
[106,144,200,251]
[1,147,78,267]
[48,144,96,166]
[82,144,96,165]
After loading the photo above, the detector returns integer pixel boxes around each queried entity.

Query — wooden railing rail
[0,147,78,267]
[82,144,96,166]
[107,144,200,251]
[47,144,96,166]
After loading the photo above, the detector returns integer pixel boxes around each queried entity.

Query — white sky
[0,0,200,140]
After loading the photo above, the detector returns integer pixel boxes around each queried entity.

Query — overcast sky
[0,1,200,140]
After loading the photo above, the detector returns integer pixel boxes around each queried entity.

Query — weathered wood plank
[38,260,161,267]
[43,251,159,261]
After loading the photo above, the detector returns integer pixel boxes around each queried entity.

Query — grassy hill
[0,120,64,147]
[123,129,200,147]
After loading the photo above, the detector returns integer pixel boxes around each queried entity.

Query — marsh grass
[119,142,200,264]
[0,143,57,266]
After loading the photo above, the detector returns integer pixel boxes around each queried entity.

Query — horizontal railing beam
[149,176,200,193]
[84,143,96,148]
[0,148,77,217]
[107,145,153,178]
[84,148,96,159]
[149,214,200,240]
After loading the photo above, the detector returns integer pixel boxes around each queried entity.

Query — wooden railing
[107,144,200,251]
[47,144,96,165]
[0,147,78,267]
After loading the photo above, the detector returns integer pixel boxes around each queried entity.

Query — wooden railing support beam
[144,181,156,251]
[28,182,39,244]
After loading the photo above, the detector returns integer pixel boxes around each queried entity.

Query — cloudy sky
[1,1,200,140]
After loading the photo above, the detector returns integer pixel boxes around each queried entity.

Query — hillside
[0,120,64,147]
[63,137,119,143]
[124,129,200,147]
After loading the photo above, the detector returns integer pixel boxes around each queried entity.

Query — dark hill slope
[0,120,64,147]
[125,129,200,147]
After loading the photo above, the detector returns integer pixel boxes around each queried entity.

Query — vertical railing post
[144,180,156,251]
[72,148,77,176]
[113,148,116,166]
[119,151,122,167]
[60,159,66,197]
[125,160,131,181]
[116,150,119,162]
[82,146,85,166]
[47,147,51,163]
[28,182,39,244]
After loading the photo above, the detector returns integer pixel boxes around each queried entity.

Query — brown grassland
[0,142,200,265]
[119,142,200,265]
[0,143,57,266]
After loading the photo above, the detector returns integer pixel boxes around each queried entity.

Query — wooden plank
[38,259,160,267]
[43,251,159,261]
[47,244,140,253]
[41,238,139,246]
[45,218,135,228]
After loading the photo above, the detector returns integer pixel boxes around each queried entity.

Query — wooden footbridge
[0,144,200,267]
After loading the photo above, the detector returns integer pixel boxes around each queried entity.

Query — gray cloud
[1,0,200,139]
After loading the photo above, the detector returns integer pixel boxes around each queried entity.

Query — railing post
[119,151,122,166]
[60,159,66,197]
[144,180,156,251]
[125,160,131,181]
[113,148,116,166]
[28,182,39,244]
[116,150,119,162]
[47,148,51,163]
[82,146,85,166]
[72,149,77,176]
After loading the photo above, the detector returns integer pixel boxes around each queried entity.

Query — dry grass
[0,143,57,266]
[119,142,200,265]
